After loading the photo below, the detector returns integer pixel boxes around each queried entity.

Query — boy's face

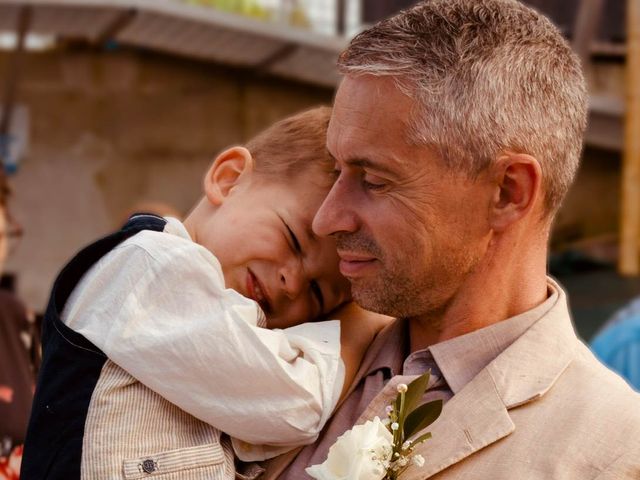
[200,169,351,329]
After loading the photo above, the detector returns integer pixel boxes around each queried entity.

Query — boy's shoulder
[117,228,188,259]
[114,219,217,269]
[63,219,226,324]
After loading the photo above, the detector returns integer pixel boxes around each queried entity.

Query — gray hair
[338,0,588,216]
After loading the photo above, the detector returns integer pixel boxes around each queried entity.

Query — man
[265,0,640,478]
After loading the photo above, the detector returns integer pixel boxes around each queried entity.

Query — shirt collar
[429,280,559,394]
[363,279,560,393]
[363,318,409,379]
[163,216,191,240]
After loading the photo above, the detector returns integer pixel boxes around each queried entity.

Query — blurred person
[591,298,640,391]
[0,170,32,480]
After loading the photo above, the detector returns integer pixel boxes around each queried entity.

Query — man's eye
[285,223,302,252]
[362,173,386,190]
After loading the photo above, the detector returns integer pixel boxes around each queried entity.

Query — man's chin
[351,282,392,315]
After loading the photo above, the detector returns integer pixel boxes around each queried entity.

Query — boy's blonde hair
[246,106,335,185]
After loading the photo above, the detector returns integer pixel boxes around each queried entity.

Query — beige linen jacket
[262,281,640,479]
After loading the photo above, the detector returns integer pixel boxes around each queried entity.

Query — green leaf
[403,400,443,439]
[403,372,431,417]
[411,431,432,446]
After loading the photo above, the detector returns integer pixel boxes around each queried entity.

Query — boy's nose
[278,259,305,299]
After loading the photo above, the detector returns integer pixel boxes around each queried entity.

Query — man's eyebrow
[343,157,396,175]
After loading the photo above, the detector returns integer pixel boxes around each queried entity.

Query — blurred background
[1,0,634,339]
[0,0,639,472]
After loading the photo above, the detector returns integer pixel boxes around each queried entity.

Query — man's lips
[337,252,377,277]
[246,269,271,313]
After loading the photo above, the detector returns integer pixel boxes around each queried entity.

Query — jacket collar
[400,278,577,479]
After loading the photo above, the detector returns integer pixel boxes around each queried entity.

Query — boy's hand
[327,302,394,402]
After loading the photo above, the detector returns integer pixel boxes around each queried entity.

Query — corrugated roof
[0,0,625,150]
[0,0,347,87]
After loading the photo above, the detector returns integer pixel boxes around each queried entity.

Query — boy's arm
[65,236,347,449]
[232,303,392,461]
[331,302,393,401]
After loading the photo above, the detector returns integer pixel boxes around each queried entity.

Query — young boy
[21,107,387,479]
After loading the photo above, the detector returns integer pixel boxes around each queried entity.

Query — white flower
[306,417,393,480]
[412,454,425,467]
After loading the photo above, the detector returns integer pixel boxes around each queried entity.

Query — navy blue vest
[21,214,167,480]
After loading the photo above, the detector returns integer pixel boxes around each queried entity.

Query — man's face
[201,171,351,329]
[313,76,492,318]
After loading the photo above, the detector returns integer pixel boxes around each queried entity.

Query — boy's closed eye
[285,222,302,253]
[284,219,325,318]
[310,279,325,318]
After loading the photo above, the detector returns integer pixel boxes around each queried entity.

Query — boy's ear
[204,146,254,205]
[488,152,542,231]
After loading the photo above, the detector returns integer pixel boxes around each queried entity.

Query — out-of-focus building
[0,0,631,319]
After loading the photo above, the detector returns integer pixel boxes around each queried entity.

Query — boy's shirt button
[140,458,157,474]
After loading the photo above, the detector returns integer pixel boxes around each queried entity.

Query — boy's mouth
[246,269,271,314]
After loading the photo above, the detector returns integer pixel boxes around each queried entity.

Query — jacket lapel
[401,369,514,479]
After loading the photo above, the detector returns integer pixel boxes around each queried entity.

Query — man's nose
[312,179,357,237]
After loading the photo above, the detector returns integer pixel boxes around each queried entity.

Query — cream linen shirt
[62,217,344,460]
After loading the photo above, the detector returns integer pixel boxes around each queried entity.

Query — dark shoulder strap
[21,213,167,480]
[50,213,167,322]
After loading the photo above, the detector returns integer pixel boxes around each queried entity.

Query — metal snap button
[141,458,157,474]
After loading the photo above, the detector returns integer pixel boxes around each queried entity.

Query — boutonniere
[306,372,442,480]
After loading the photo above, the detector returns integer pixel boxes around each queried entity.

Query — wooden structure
[620,0,640,274]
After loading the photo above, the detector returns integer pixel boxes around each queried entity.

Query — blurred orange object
[0,445,22,480]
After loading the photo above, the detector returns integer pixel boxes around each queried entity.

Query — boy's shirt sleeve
[62,229,344,452]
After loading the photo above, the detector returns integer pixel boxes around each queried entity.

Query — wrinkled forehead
[328,77,414,153]
[328,76,419,167]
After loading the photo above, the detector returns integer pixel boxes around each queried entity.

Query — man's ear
[204,146,254,205]
[489,152,542,231]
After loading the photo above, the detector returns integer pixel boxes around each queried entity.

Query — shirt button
[141,459,157,474]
